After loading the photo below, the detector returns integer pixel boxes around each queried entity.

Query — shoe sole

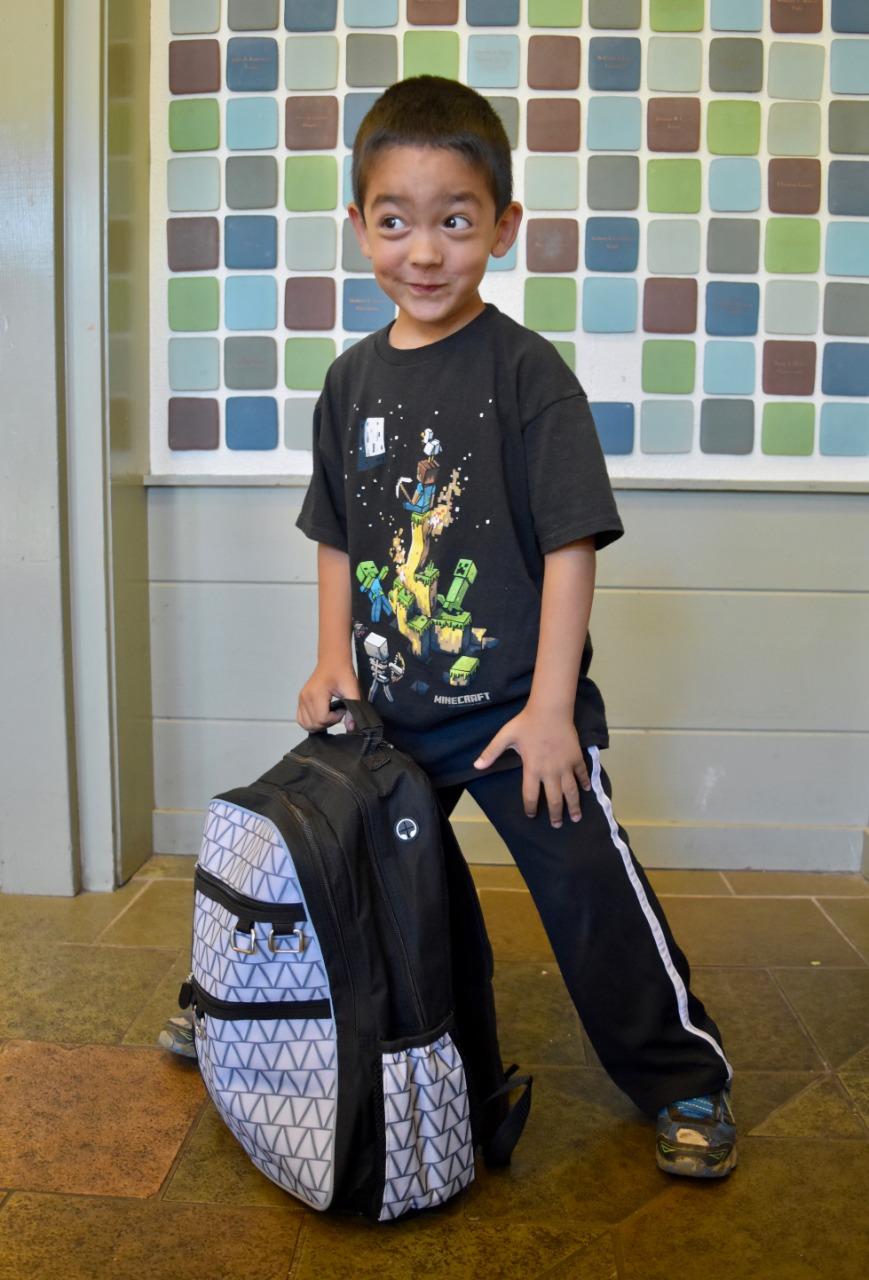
[656,1142,738,1179]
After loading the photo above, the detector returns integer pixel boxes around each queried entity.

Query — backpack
[178,697,531,1221]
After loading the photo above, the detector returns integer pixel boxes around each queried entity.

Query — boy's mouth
[407,282,445,294]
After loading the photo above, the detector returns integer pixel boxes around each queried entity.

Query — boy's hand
[473,706,591,828]
[297,664,361,734]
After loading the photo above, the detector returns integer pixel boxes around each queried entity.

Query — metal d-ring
[268,927,306,954]
[230,924,257,954]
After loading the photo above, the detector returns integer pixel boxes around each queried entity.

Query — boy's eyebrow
[369,191,483,210]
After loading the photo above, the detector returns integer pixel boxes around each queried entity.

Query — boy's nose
[408,231,443,266]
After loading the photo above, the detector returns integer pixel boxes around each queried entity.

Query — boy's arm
[297,543,360,732]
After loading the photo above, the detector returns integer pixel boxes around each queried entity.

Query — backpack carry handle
[311,698,386,755]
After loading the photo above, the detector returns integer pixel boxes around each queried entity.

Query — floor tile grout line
[765,967,835,1073]
[285,1215,311,1280]
[829,1072,869,1141]
[154,1093,213,1203]
[478,885,869,900]
[91,879,156,943]
[719,871,738,896]
[811,898,869,966]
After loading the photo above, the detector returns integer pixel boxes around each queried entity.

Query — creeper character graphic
[356,560,394,624]
[364,632,406,704]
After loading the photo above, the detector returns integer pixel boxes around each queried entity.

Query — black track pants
[436,745,734,1118]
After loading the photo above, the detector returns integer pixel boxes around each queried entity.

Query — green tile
[768,103,822,157]
[524,277,577,331]
[284,337,336,390]
[707,100,761,155]
[768,40,826,101]
[403,31,459,80]
[168,277,219,331]
[284,36,339,90]
[765,218,821,274]
[590,0,640,27]
[647,159,702,213]
[169,99,220,152]
[642,339,696,393]
[524,157,579,209]
[650,0,705,31]
[285,216,337,270]
[284,156,337,211]
[550,339,576,370]
[762,403,815,456]
[529,0,583,23]
[648,36,702,91]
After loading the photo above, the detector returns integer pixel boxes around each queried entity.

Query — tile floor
[2,856,868,1279]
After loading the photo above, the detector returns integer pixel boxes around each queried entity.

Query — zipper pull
[178,973,194,1009]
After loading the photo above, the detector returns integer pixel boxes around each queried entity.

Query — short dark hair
[352,76,513,220]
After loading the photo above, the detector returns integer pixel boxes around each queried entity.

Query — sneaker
[655,1088,737,1179]
[157,1007,197,1060]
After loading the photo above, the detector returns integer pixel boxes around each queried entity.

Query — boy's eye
[444,214,472,230]
[379,214,405,231]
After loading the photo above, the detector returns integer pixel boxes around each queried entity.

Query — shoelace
[667,1094,717,1121]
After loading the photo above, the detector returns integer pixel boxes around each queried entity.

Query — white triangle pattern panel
[198,1013,337,1210]
[192,893,329,1003]
[198,800,305,905]
[378,1032,475,1221]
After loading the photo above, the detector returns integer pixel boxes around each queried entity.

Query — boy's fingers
[474,731,506,770]
[563,775,582,823]
[543,775,565,829]
[574,758,592,792]
[522,773,540,819]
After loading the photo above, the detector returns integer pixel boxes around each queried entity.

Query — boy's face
[348,144,522,347]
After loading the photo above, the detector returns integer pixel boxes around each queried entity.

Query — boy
[165,76,737,1182]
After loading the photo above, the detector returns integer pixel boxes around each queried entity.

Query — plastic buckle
[268,927,306,954]
[230,925,257,954]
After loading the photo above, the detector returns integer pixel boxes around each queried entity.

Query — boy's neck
[388,294,487,350]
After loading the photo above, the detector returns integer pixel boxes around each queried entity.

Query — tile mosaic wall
[151,1,869,482]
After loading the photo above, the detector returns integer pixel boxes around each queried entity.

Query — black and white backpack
[179,698,531,1220]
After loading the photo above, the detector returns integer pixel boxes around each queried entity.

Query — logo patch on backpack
[395,817,419,841]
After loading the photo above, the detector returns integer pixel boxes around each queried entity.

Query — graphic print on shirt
[350,409,499,708]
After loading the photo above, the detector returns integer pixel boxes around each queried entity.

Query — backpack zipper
[181,974,331,1022]
[194,863,307,932]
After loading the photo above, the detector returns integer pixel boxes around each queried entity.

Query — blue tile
[831,40,869,94]
[487,243,518,271]
[344,92,381,147]
[703,340,756,394]
[828,161,869,215]
[226,37,278,91]
[225,215,277,269]
[467,35,520,88]
[709,159,761,212]
[343,278,396,331]
[226,396,278,450]
[585,217,640,271]
[225,275,277,329]
[467,0,520,23]
[822,342,869,396]
[285,0,337,29]
[826,221,869,277]
[832,0,869,33]
[705,282,759,336]
[582,278,638,332]
[590,402,635,455]
[227,98,278,150]
[345,0,398,26]
[819,403,869,454]
[588,37,642,91]
[711,0,762,29]
[586,96,642,151]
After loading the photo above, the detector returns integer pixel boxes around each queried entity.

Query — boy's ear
[347,203,372,259]
[490,200,523,260]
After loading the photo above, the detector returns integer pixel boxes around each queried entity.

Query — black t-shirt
[296,302,624,787]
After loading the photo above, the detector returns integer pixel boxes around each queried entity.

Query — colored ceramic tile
[168,337,220,391]
[406,0,458,22]
[285,96,338,150]
[225,156,278,209]
[169,99,219,152]
[764,280,820,335]
[768,159,822,215]
[707,101,761,156]
[168,397,219,449]
[586,97,642,151]
[345,0,398,25]
[403,31,459,80]
[647,37,702,91]
[224,336,278,389]
[707,218,760,274]
[711,0,762,30]
[342,218,372,272]
[582,278,638,332]
[527,98,581,151]
[525,277,578,331]
[590,0,640,28]
[346,34,398,87]
[647,98,701,152]
[224,215,277,269]
[709,158,761,212]
[171,0,220,34]
[765,218,821,274]
[226,397,278,450]
[549,340,576,368]
[284,337,336,389]
[284,277,335,329]
[524,157,580,209]
[704,341,756,394]
[768,103,822,156]
[763,340,817,395]
[771,0,823,33]
[762,403,815,456]
[226,38,278,92]
[284,0,337,30]
[167,158,220,211]
[284,36,339,90]
[822,342,869,396]
[343,279,396,331]
[285,396,317,449]
[588,38,642,91]
[226,98,279,150]
[487,97,520,148]
[167,216,219,271]
[768,42,825,101]
[168,40,221,95]
[650,0,704,31]
[647,218,701,274]
[168,277,219,331]
[284,156,337,211]
[641,340,696,392]
[588,155,640,209]
[467,0,520,22]
[224,275,277,330]
[488,242,518,270]
[228,0,279,29]
[584,217,639,271]
[824,283,869,337]
[700,399,755,454]
[590,402,634,454]
[343,93,381,148]
[640,400,694,452]
[828,161,869,216]
[642,277,698,334]
[829,102,869,154]
[527,218,580,272]
[647,159,702,213]
[819,403,869,455]
[825,221,869,276]
[527,36,581,89]
[832,0,869,32]
[709,39,764,93]
[705,281,759,336]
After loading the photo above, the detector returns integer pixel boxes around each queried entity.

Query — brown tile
[168,397,219,451]
[469,864,526,891]
[122,951,194,1047]
[661,898,863,968]
[771,0,823,34]
[643,277,698,333]
[726,1069,827,1135]
[647,870,731,895]
[494,961,586,1067]
[619,1140,869,1280]
[749,1075,866,1139]
[647,98,701,153]
[840,1044,869,1072]
[167,216,219,271]
[724,871,869,898]
[689,968,824,1072]
[762,340,817,395]
[0,1193,301,1280]
[479,888,554,963]
[772,968,869,1068]
[528,36,581,91]
[527,218,580,273]
[539,1231,620,1279]
[133,854,198,880]
[284,276,336,330]
[98,878,194,949]
[285,96,338,150]
[768,158,821,215]
[169,39,221,95]
[817,899,869,960]
[0,1041,204,1196]
[163,1102,295,1207]
[0,878,146,944]
[839,1074,869,1124]
[407,0,458,22]
[527,99,581,152]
